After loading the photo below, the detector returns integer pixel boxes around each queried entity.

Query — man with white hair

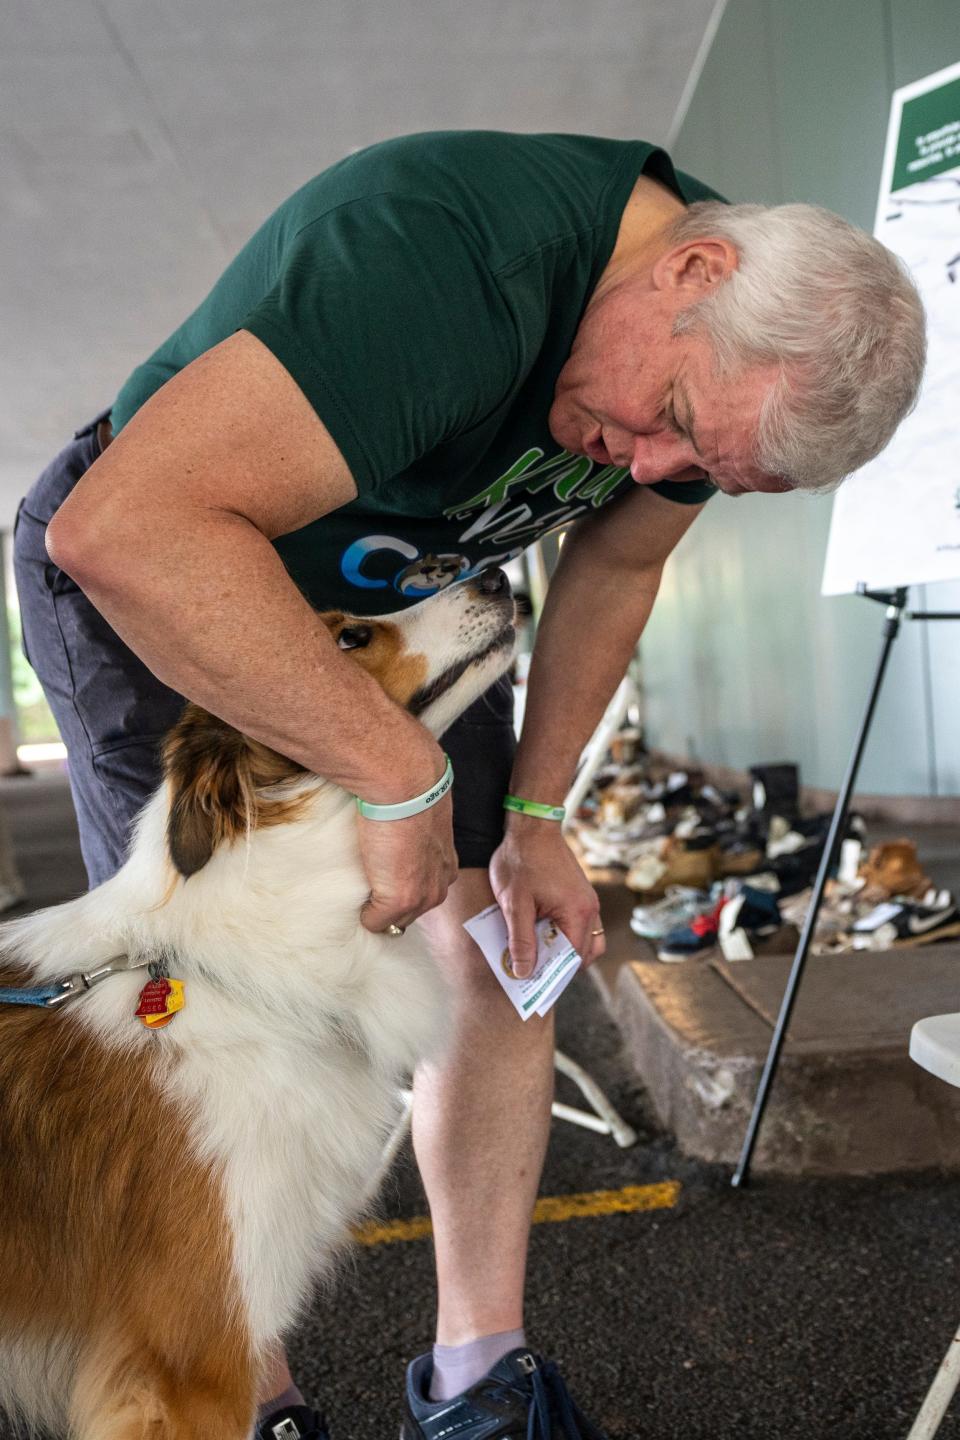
[14,130,925,1440]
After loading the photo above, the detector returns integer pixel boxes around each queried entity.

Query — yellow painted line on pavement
[355,1214,436,1247]
[353,1180,681,1248]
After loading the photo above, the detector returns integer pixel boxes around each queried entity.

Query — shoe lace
[525,1360,587,1439]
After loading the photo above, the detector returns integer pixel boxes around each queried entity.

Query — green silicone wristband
[356,754,453,821]
[503,793,566,823]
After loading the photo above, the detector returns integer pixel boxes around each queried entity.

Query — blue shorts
[13,414,517,889]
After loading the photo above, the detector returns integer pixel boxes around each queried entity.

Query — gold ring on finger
[590,928,605,936]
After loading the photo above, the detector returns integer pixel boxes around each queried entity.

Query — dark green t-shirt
[112,131,723,615]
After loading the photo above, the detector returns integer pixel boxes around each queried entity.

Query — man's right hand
[358,790,459,933]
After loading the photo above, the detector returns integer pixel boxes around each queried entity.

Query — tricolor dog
[0,568,516,1440]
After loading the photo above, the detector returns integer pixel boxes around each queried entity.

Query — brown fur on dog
[0,968,258,1437]
[319,612,429,708]
[163,707,309,877]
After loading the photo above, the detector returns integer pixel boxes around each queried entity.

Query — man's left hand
[488,823,605,979]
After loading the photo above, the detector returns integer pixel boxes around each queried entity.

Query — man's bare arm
[46,330,443,804]
[488,481,705,974]
[506,482,705,819]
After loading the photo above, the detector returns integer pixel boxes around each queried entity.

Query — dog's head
[323,565,516,737]
[162,568,517,877]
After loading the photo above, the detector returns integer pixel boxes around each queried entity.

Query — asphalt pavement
[2,770,960,1439]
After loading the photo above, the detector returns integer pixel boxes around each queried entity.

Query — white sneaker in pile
[851,890,960,950]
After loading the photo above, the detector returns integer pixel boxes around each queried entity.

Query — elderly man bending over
[15,130,924,1440]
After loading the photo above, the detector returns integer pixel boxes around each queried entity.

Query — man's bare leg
[254,867,553,1412]
[256,1345,294,1405]
[412,867,555,1346]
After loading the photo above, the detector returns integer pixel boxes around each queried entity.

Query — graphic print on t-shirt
[336,446,632,603]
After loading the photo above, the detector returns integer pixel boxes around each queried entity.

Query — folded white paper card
[463,903,582,1020]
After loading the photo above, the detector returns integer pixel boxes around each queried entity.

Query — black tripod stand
[733,585,960,1188]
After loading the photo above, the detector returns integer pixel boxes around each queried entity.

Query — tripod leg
[732,593,907,1187]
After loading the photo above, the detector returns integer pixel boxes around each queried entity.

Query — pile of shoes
[631,884,794,963]
[569,744,957,963]
[781,840,960,953]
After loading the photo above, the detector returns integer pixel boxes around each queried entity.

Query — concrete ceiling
[1,0,718,526]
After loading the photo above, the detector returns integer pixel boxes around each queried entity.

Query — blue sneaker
[401,1347,608,1439]
[256,1404,330,1440]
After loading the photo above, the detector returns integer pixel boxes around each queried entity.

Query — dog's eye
[337,624,373,651]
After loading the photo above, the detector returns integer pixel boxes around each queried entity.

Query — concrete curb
[592,882,960,1175]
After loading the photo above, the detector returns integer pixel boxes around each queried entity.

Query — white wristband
[355,754,453,821]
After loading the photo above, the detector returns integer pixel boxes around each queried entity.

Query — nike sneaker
[852,890,960,950]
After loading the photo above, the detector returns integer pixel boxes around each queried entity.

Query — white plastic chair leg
[553,1048,638,1147]
[369,1050,639,1199]
[562,675,640,830]
[363,1088,414,1204]
[907,1322,960,1439]
[907,1017,960,1437]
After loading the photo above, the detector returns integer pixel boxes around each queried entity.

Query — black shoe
[749,762,800,822]
[767,839,826,896]
[256,1404,330,1440]
[402,1348,607,1439]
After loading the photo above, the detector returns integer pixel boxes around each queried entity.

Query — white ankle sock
[429,1329,527,1402]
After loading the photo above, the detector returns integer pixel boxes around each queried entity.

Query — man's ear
[652,238,739,294]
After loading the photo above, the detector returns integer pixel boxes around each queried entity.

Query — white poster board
[821,61,960,596]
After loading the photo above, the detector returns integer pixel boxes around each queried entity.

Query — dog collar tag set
[134,977,186,1029]
[134,952,186,1030]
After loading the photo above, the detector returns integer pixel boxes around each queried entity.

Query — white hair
[667,201,927,492]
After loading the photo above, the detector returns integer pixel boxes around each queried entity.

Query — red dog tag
[135,978,172,1018]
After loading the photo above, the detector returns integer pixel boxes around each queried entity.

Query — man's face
[548,279,791,497]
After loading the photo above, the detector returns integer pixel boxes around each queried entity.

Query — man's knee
[415,867,518,1007]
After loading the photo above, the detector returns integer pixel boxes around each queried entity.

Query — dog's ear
[162,706,307,877]
[162,708,253,876]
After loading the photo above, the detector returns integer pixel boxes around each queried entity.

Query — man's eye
[337,624,373,650]
[666,406,686,440]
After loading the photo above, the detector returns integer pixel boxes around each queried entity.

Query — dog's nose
[475,566,511,597]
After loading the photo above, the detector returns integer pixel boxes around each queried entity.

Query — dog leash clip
[45,960,126,1008]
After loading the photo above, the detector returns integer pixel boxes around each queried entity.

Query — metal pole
[732,588,908,1188]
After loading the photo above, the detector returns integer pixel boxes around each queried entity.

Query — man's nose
[630,432,706,484]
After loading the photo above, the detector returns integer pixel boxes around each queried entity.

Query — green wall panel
[766,0,891,229]
[890,0,960,89]
[673,0,782,203]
